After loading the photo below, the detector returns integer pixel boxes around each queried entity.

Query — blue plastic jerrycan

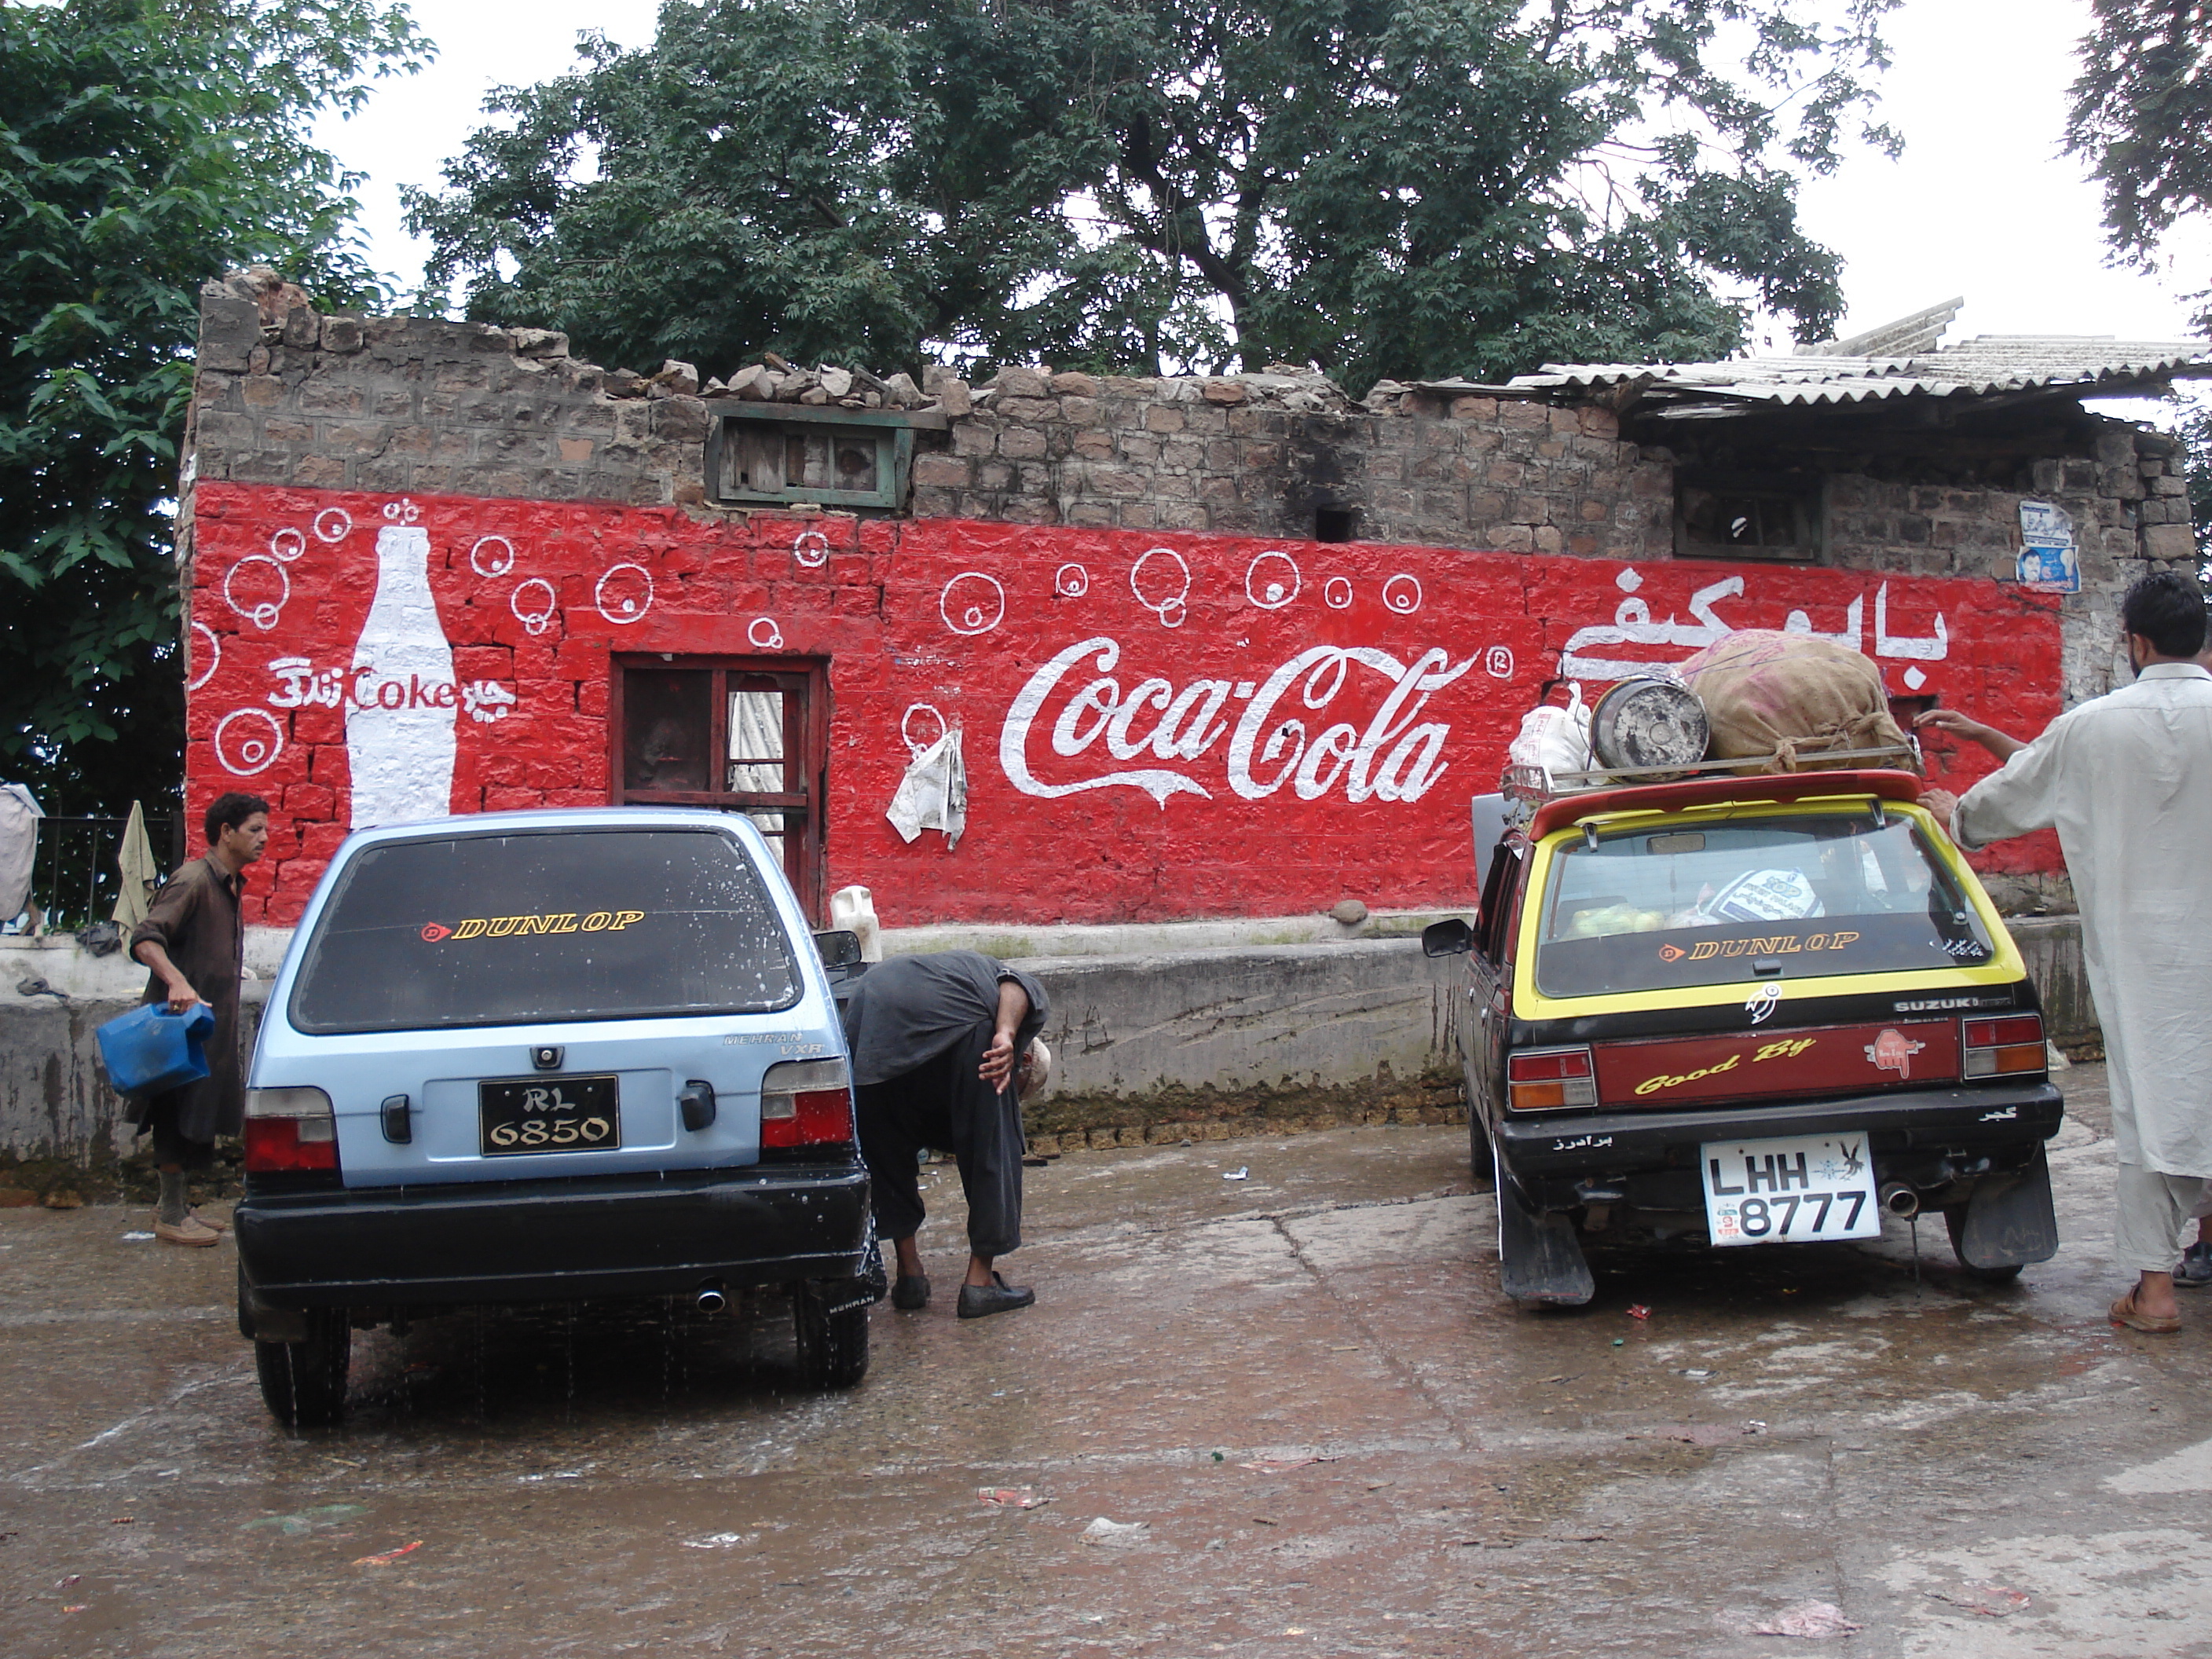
[96,1002,218,1097]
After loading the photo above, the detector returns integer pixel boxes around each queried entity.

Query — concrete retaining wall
[1,917,2098,1190]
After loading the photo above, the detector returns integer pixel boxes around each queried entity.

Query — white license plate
[1700,1133,1881,1247]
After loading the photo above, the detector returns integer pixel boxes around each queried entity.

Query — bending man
[841,950,1050,1320]
[1920,569,2212,1334]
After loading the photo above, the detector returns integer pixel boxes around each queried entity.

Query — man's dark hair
[2121,568,2209,659]
[204,792,270,844]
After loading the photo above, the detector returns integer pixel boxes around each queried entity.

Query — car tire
[792,1279,871,1390]
[1943,1205,2025,1284]
[253,1307,353,1428]
[1469,1104,1494,1185]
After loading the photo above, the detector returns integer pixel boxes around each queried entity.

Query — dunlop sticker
[419,910,645,943]
[1658,931,1859,964]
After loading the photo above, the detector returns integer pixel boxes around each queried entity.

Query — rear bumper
[1496,1081,2063,1207]
[236,1158,871,1308]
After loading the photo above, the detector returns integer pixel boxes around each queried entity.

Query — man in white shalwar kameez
[1921,569,2212,1333]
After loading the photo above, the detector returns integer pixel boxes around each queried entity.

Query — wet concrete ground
[6,1060,2212,1657]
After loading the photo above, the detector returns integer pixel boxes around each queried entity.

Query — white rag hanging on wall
[886,723,967,849]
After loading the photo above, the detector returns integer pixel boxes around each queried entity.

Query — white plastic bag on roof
[1507,684,1593,780]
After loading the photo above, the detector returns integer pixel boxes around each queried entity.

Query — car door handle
[678,1080,717,1133]
[379,1094,412,1144]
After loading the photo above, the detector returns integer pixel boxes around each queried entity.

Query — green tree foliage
[409,0,1896,390]
[2064,0,2212,274]
[0,0,423,816]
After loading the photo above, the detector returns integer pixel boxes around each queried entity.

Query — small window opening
[1315,506,1359,542]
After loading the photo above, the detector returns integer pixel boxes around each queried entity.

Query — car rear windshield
[1533,808,1996,999]
[289,827,802,1034]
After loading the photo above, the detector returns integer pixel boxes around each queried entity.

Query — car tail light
[760,1058,854,1148]
[244,1086,339,1172]
[1962,1014,2045,1079]
[1507,1046,1597,1111]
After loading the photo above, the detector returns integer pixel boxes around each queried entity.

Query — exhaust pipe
[1879,1181,1920,1219]
[694,1283,728,1315]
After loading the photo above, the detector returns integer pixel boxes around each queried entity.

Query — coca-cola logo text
[999,636,1476,806]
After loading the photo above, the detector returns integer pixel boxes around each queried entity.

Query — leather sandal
[2111,1288,2181,1333]
[892,1274,931,1311]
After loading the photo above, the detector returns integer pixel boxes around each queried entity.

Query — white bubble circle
[1485,645,1515,680]
[1382,573,1423,615]
[470,536,516,577]
[312,507,352,543]
[793,530,830,569]
[1245,551,1301,610]
[1055,563,1090,598]
[1130,548,1192,622]
[939,573,1006,636]
[748,617,785,650]
[511,579,557,635]
[222,555,290,632]
[187,622,222,692]
[902,703,948,755]
[213,709,284,776]
[595,562,654,624]
[269,527,306,563]
[1323,577,1353,610]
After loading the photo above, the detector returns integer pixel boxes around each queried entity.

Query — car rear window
[1533,809,1996,999]
[290,826,802,1033]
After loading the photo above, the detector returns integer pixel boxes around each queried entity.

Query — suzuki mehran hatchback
[1426,769,2064,1305]
[234,808,874,1425]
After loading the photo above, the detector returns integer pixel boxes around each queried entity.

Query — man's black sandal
[892,1274,931,1310]
[957,1272,1035,1320]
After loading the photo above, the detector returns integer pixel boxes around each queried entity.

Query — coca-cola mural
[185,482,2064,926]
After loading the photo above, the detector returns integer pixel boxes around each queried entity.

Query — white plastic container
[830,884,882,962]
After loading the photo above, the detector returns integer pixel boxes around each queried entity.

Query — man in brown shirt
[127,792,269,1247]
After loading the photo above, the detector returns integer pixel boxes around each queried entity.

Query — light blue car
[233,807,875,1426]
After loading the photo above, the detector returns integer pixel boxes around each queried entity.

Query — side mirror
[812,928,864,969]
[1422,918,1476,958]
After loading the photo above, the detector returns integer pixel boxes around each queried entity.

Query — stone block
[1059,396,1099,425]
[991,366,1052,399]
[1066,500,1118,528]
[1449,395,1497,421]
[652,397,709,442]
[936,380,972,416]
[976,460,1015,492]
[296,381,363,416]
[2144,523,2198,561]
[1049,371,1099,397]
[1499,399,1550,430]
[198,291,262,373]
[558,438,595,463]
[193,410,255,449]
[951,422,996,457]
[1200,378,1247,405]
[912,454,970,489]
[240,376,283,409]
[1144,405,1185,434]
[293,454,346,488]
[999,426,1049,460]
[1071,429,1115,461]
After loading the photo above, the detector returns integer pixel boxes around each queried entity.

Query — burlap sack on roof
[1677,629,1917,774]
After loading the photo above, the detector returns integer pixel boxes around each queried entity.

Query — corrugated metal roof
[1506,331,2212,409]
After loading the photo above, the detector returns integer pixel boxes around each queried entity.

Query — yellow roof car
[1424,769,2061,1306]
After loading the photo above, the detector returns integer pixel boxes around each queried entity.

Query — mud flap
[1956,1144,2060,1269]
[1495,1144,1595,1306]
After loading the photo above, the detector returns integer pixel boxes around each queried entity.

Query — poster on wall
[2016,500,2082,595]
[184,482,2068,926]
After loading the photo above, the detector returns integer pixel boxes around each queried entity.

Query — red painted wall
[185,483,2064,926]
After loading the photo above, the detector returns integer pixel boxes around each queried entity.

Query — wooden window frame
[705,404,920,511]
[1672,467,1826,563]
[609,655,831,923]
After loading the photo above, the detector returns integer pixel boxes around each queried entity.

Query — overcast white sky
[316,0,2210,353]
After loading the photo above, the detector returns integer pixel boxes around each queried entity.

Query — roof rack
[1502,744,1920,804]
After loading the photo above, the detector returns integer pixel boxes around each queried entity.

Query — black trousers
[141,1093,218,1171]
[854,1027,1024,1259]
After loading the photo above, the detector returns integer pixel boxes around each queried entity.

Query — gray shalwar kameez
[125,855,247,1169]
[1950,662,2212,1272]
[841,951,1049,1258]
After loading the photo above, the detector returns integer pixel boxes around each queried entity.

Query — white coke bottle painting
[346,507,457,828]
